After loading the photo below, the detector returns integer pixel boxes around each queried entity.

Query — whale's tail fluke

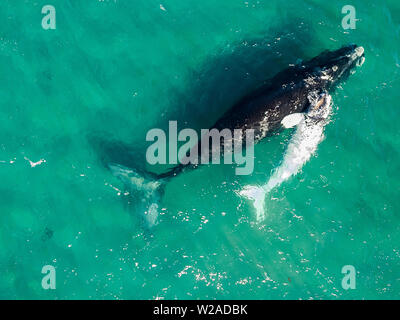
[239,185,269,222]
[108,163,166,227]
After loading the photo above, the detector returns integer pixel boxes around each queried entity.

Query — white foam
[24,157,46,168]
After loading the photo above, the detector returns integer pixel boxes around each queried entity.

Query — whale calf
[239,92,333,221]
[109,44,365,226]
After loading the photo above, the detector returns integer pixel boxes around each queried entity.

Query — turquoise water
[0,0,399,299]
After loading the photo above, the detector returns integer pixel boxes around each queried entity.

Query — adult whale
[109,44,365,226]
[211,44,365,139]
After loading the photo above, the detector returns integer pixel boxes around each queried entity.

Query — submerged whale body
[109,44,365,226]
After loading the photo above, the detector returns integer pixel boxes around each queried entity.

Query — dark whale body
[109,45,365,226]
[155,44,365,178]
[212,44,365,141]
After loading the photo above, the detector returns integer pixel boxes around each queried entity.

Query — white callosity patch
[336,46,365,79]
[240,93,332,222]
[357,56,365,67]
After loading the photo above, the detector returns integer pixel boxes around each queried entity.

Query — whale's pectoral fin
[281,113,305,128]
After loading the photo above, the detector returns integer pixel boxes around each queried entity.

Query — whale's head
[309,44,365,88]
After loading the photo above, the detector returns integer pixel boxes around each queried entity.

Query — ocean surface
[0,0,399,299]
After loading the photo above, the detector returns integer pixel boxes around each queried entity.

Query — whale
[239,92,333,221]
[212,45,364,139]
[109,44,365,226]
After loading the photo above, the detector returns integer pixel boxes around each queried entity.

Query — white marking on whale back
[239,93,332,222]
[259,114,269,139]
